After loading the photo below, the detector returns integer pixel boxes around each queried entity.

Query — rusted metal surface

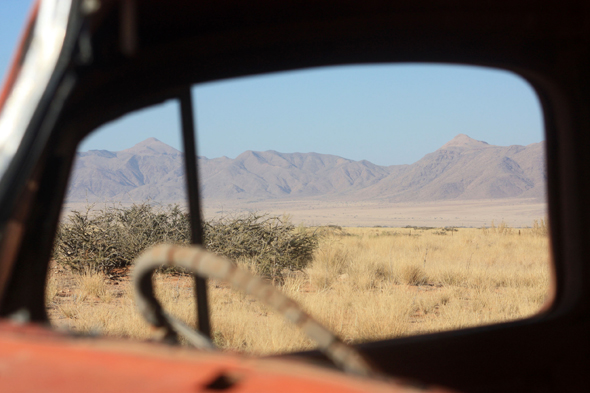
[0,320,454,393]
[133,244,379,378]
[0,178,39,306]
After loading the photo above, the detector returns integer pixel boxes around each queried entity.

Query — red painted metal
[0,321,453,393]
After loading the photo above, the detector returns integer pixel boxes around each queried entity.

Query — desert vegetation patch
[48,206,550,355]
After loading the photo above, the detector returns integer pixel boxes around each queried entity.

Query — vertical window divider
[179,87,211,339]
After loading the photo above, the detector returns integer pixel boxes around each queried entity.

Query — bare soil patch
[202,198,547,228]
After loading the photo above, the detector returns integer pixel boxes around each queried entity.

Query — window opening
[48,64,550,356]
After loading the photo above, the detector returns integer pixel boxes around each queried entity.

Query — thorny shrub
[204,214,317,282]
[53,204,318,282]
[53,204,190,273]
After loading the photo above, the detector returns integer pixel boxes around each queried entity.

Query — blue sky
[1,1,545,166]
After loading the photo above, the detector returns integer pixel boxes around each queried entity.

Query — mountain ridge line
[67,134,546,204]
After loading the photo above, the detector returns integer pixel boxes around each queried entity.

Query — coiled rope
[132,244,379,378]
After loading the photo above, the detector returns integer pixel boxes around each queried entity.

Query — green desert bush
[204,214,318,282]
[54,204,318,281]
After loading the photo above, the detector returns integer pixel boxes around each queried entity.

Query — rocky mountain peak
[120,137,181,156]
[441,134,491,150]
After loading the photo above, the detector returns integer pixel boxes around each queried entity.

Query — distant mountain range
[66,134,546,204]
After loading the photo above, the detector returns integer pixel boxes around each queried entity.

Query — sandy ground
[62,198,547,228]
[201,198,547,228]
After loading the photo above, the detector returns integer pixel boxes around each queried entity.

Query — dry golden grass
[47,226,550,355]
